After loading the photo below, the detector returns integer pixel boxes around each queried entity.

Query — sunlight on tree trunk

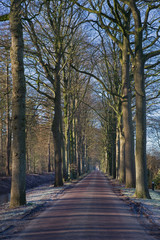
[119,129,125,183]
[52,70,63,187]
[5,52,11,176]
[129,0,150,198]
[10,0,26,208]
[122,35,135,188]
[116,127,120,180]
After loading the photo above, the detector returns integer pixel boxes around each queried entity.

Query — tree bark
[10,0,26,207]
[129,0,150,198]
[119,127,125,183]
[122,35,135,187]
[48,141,51,172]
[5,53,11,176]
[52,70,63,187]
[112,111,116,179]
[116,126,120,179]
[63,80,70,180]
[74,108,78,178]
[77,113,82,176]
[0,109,4,171]
[134,59,150,198]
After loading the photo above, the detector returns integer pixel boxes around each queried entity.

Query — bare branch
[145,50,160,62]
[27,81,55,101]
[71,64,122,98]
[0,14,9,21]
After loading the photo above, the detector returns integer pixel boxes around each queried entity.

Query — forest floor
[0,172,160,239]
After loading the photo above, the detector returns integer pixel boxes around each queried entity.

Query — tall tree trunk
[134,59,149,198]
[61,133,66,178]
[104,150,108,173]
[76,127,79,177]
[80,136,83,175]
[116,126,120,180]
[74,109,78,179]
[64,99,69,180]
[26,142,30,173]
[0,109,4,172]
[48,116,53,173]
[5,53,11,176]
[129,0,150,198]
[67,128,70,178]
[48,141,51,172]
[52,70,63,187]
[63,63,72,180]
[119,127,125,183]
[69,119,74,179]
[106,110,113,176]
[122,35,135,187]
[84,133,88,173]
[10,0,26,207]
[77,113,82,176]
[112,112,116,179]
[63,80,68,180]
[82,134,86,174]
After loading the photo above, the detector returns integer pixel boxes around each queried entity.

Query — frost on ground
[0,174,83,239]
[121,188,160,228]
[108,176,160,238]
[0,183,69,238]
[0,174,160,239]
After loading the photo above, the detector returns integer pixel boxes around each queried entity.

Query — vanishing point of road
[15,171,156,240]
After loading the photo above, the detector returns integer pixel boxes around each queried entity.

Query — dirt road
[14,171,156,240]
